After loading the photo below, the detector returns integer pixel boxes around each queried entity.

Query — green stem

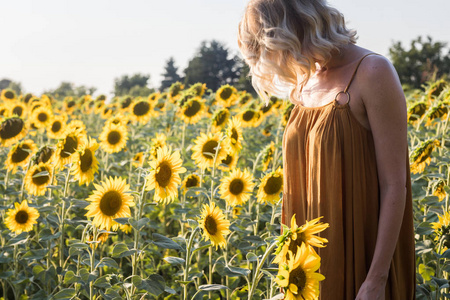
[248,242,278,299]
[209,246,213,299]
[90,226,98,300]
[183,226,201,300]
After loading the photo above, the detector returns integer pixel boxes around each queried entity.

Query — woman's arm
[355,55,409,300]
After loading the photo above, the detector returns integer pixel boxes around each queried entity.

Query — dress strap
[343,53,381,93]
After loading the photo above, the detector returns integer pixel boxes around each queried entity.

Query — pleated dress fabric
[281,54,416,299]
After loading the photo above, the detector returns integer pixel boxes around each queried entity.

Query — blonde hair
[238,0,358,104]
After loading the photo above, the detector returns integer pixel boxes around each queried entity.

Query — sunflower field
[0,77,449,300]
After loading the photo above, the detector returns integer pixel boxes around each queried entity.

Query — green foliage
[389,35,450,89]
[44,81,97,99]
[160,57,182,92]
[113,73,153,97]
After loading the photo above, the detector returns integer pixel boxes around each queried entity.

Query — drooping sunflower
[146,145,187,204]
[1,88,17,102]
[119,96,133,113]
[232,206,243,219]
[87,231,110,250]
[9,101,27,118]
[274,214,329,264]
[431,211,450,249]
[0,117,27,147]
[410,139,440,174]
[224,116,243,154]
[85,177,135,231]
[24,162,53,196]
[188,83,207,97]
[198,202,231,249]
[149,133,167,160]
[94,100,105,114]
[257,166,283,204]
[191,132,228,170]
[132,152,145,168]
[70,138,99,186]
[433,179,447,202]
[215,84,238,107]
[262,123,274,137]
[168,82,185,103]
[99,123,128,154]
[211,108,230,132]
[130,98,154,124]
[217,148,239,172]
[101,105,116,120]
[5,200,40,234]
[34,145,55,165]
[282,102,295,128]
[47,115,67,139]
[425,101,449,126]
[120,224,132,234]
[219,168,255,207]
[55,128,87,169]
[426,79,448,102]
[407,101,427,123]
[261,141,276,171]
[181,173,201,196]
[31,106,53,129]
[238,92,253,107]
[0,103,10,118]
[274,243,325,300]
[178,97,205,124]
[6,139,37,174]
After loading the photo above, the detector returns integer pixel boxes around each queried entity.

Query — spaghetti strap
[343,53,381,94]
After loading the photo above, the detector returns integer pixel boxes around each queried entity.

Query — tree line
[1,36,449,98]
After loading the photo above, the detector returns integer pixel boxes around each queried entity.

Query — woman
[238,1,416,299]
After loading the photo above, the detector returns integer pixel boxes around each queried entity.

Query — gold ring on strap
[335,91,350,105]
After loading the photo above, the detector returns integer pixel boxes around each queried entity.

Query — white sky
[1,0,449,97]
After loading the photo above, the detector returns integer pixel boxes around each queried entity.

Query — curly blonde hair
[238,0,358,104]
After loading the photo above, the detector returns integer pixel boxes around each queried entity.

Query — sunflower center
[12,144,31,163]
[32,166,51,186]
[0,108,6,116]
[242,110,255,122]
[264,176,282,195]
[38,112,48,123]
[215,111,228,127]
[122,97,132,109]
[185,176,198,188]
[99,190,123,216]
[202,140,219,159]
[261,102,272,113]
[15,210,29,224]
[221,154,232,165]
[52,121,62,133]
[229,179,244,195]
[289,266,307,293]
[61,135,78,158]
[204,215,218,235]
[13,106,23,116]
[4,91,15,99]
[36,146,54,164]
[288,235,305,256]
[107,131,121,145]
[0,118,25,140]
[155,162,172,187]
[133,101,150,116]
[220,87,233,100]
[184,100,201,117]
[67,101,75,108]
[231,129,238,145]
[80,149,93,172]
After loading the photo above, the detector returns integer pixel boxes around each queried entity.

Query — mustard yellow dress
[281,53,416,299]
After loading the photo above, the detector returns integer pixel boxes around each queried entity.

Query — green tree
[235,58,256,96]
[184,40,241,91]
[113,73,152,96]
[160,57,182,91]
[44,82,96,99]
[389,35,450,89]
[0,78,22,94]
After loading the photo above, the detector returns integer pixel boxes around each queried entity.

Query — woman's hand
[355,278,386,300]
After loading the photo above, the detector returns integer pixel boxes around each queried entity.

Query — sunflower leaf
[52,288,76,300]
[163,256,185,265]
[113,217,129,225]
[112,243,135,258]
[151,233,182,250]
[198,284,229,291]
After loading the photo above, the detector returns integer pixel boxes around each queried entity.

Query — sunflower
[6,139,37,174]
[191,132,228,170]
[181,173,201,195]
[177,92,196,108]
[34,145,55,165]
[146,145,187,204]
[0,117,27,147]
[270,95,284,110]
[105,113,129,127]
[431,211,450,249]
[94,101,105,114]
[24,162,53,196]
[274,214,329,264]
[238,108,258,127]
[262,141,276,171]
[83,100,96,114]
[216,85,238,107]
[1,89,17,102]
[433,179,447,202]
[120,224,132,234]
[257,166,283,204]
[211,108,230,132]
[70,138,99,186]
[87,231,110,249]
[198,202,231,249]
[274,243,325,300]
[168,82,185,102]
[31,106,53,129]
[224,116,243,154]
[47,115,67,139]
[410,139,440,174]
[426,79,448,102]
[0,103,10,118]
[132,152,145,168]
[149,133,167,160]
[217,148,239,172]
[232,206,243,218]
[5,201,40,234]
[63,97,78,114]
[9,101,27,118]
[130,98,154,124]
[101,105,116,119]
[262,124,273,137]
[120,96,133,113]
[425,101,449,126]
[178,97,205,124]
[407,101,427,123]
[67,120,86,134]
[238,92,253,107]
[188,83,207,97]
[148,92,161,103]
[55,128,87,169]
[282,102,295,127]
[219,168,255,207]
[99,123,128,154]
[85,177,135,231]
